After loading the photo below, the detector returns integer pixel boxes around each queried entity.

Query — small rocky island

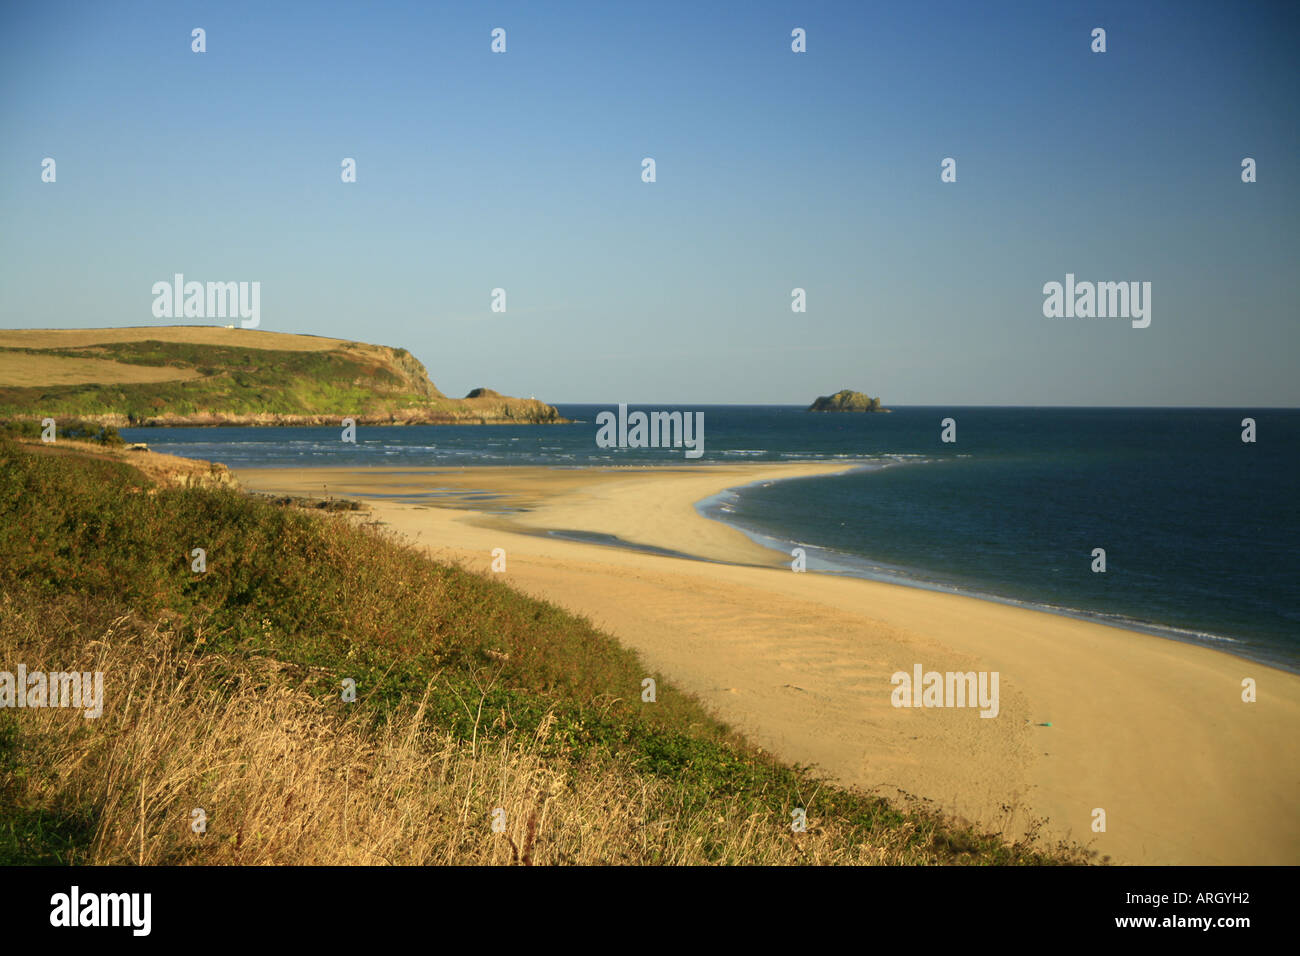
[807,389,889,413]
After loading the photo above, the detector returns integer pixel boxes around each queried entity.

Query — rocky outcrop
[807,389,889,412]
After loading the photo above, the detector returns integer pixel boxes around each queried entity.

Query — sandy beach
[237,463,1300,865]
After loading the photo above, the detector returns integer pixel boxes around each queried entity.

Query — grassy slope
[0,327,353,351]
[0,341,421,419]
[0,331,564,425]
[0,439,1090,865]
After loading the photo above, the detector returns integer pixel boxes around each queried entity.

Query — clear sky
[1,0,1296,405]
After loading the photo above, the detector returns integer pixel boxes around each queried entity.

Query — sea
[122,406,1300,672]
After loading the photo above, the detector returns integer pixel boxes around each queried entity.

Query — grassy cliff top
[0,326,566,426]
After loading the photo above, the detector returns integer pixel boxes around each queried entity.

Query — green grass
[0,418,125,445]
[0,438,1092,864]
[0,341,436,422]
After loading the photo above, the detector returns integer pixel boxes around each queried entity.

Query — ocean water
[123,406,1300,670]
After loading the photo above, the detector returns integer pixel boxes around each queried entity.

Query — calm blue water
[123,406,1300,670]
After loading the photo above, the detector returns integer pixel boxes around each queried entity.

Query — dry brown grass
[0,353,202,387]
[0,326,350,352]
[5,614,929,866]
[1,440,1085,866]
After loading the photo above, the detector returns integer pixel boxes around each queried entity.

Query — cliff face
[807,389,889,413]
[0,327,568,426]
[384,347,446,400]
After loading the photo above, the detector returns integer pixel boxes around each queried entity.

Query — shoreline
[692,471,1293,675]
[237,458,1289,674]
[240,458,1293,672]
[235,462,1300,865]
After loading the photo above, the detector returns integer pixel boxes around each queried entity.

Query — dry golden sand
[239,463,1300,865]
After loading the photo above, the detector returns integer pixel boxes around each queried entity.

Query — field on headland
[238,463,1300,865]
[0,436,1081,865]
[0,327,347,388]
[0,326,352,353]
[0,353,203,388]
[0,327,565,427]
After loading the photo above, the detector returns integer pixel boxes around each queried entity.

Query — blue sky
[1,0,1296,405]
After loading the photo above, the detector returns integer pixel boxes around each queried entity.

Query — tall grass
[0,438,1091,865]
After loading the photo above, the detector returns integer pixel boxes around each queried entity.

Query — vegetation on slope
[0,330,565,426]
[0,439,1089,865]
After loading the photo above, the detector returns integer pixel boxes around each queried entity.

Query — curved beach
[237,463,1300,865]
